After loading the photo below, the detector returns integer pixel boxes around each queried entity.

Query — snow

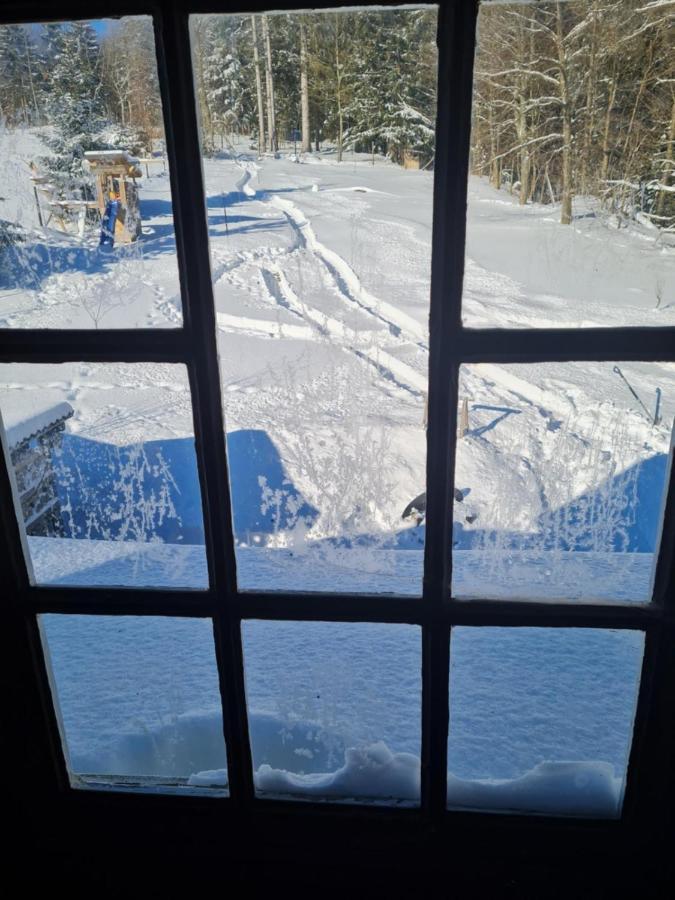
[1,394,73,449]
[83,149,140,164]
[40,615,642,816]
[2,126,673,813]
[463,178,675,329]
[447,761,621,818]
[27,536,653,600]
[253,743,420,804]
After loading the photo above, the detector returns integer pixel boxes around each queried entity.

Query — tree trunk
[516,18,532,206]
[299,19,311,153]
[580,7,598,196]
[251,16,266,155]
[489,102,500,189]
[193,22,212,150]
[656,93,675,218]
[556,2,573,225]
[518,95,530,206]
[262,14,277,153]
[600,71,617,185]
[334,14,344,162]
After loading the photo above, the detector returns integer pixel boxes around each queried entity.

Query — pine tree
[201,17,247,151]
[41,22,108,194]
[343,9,436,165]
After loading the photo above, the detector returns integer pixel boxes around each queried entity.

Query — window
[1,0,675,855]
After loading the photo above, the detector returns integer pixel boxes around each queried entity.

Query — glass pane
[41,615,228,794]
[447,627,644,817]
[0,363,208,589]
[452,362,675,603]
[0,18,182,328]
[242,621,421,804]
[191,7,438,594]
[463,0,675,328]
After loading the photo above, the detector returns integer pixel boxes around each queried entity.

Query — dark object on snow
[402,491,427,521]
[401,488,464,521]
[613,365,653,424]
[654,387,662,426]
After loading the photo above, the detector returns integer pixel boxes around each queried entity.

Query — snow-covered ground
[42,613,643,816]
[2,127,673,813]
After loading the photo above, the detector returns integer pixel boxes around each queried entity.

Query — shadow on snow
[50,428,317,546]
[448,451,668,554]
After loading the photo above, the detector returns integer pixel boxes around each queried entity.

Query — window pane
[242,621,421,804]
[41,615,228,795]
[0,18,182,328]
[463,0,674,328]
[447,627,644,817]
[452,362,675,603]
[191,7,438,594]
[0,363,208,589]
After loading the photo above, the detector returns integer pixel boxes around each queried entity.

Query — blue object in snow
[99,199,120,248]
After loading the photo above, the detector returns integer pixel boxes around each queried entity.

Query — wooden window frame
[1,0,675,871]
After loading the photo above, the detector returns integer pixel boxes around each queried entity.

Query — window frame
[0,0,674,855]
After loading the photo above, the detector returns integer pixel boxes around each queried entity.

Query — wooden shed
[84,149,143,244]
[1,397,74,536]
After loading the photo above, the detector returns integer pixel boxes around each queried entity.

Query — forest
[0,2,672,230]
[472,0,674,227]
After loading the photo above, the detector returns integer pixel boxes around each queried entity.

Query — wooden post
[33,185,44,227]
[459,398,469,437]
[94,175,105,216]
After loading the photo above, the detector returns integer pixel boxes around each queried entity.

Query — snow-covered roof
[1,395,74,450]
[84,149,140,166]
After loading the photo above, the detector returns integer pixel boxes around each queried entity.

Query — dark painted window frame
[1,0,674,860]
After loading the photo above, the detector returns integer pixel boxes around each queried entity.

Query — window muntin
[41,614,228,794]
[452,361,675,603]
[463,0,675,329]
[190,8,438,595]
[447,627,644,818]
[242,620,422,804]
[0,363,208,589]
[0,0,668,826]
[0,18,182,329]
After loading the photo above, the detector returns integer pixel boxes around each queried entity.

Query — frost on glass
[0,363,208,589]
[463,0,674,329]
[452,362,675,603]
[242,621,421,804]
[190,8,438,594]
[447,627,644,818]
[41,615,228,794]
[0,18,182,328]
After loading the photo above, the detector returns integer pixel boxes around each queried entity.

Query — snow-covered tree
[470,0,675,230]
[100,17,162,147]
[40,22,108,194]
[0,25,42,125]
[339,9,436,165]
